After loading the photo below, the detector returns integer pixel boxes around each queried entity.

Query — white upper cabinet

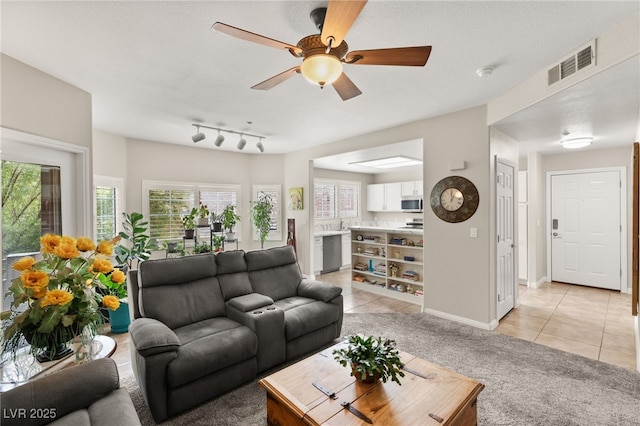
[366,182,404,212]
[401,181,423,197]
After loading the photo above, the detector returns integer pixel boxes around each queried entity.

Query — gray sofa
[127,245,343,423]
[0,358,140,426]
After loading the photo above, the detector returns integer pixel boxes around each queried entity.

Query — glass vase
[74,327,94,364]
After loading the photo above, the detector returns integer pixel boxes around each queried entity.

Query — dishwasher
[322,234,342,273]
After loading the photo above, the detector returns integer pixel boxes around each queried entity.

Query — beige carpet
[124,312,640,425]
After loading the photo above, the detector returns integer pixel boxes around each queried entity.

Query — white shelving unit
[350,228,424,306]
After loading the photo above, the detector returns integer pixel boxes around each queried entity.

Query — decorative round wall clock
[430,176,479,223]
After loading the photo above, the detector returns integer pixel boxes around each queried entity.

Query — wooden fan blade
[332,72,362,101]
[321,0,367,47]
[212,22,302,56]
[345,46,432,66]
[251,66,301,90]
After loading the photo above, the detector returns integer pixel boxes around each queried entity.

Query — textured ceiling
[1,1,638,157]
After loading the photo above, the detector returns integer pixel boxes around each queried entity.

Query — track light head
[192,126,206,143]
[237,136,246,150]
[256,139,264,153]
[214,132,225,147]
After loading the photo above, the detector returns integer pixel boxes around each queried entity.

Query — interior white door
[550,171,621,290]
[497,160,515,319]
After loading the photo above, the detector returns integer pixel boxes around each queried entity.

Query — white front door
[497,160,515,319]
[550,171,621,290]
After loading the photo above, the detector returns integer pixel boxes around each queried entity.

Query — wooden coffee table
[259,341,484,425]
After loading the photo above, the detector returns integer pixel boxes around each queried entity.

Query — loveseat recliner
[1,358,140,426]
[127,245,343,422]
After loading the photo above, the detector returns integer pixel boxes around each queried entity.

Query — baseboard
[530,276,548,289]
[635,316,639,372]
[421,307,498,330]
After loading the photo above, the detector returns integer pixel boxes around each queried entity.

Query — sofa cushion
[168,317,258,388]
[138,254,225,329]
[274,297,341,341]
[246,246,302,301]
[216,250,254,300]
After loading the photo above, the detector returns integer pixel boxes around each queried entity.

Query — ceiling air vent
[547,40,596,87]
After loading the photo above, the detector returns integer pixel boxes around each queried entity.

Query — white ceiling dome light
[560,133,593,149]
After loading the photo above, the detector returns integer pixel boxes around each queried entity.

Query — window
[314,179,360,220]
[314,181,336,219]
[94,176,123,242]
[253,185,282,241]
[143,181,240,241]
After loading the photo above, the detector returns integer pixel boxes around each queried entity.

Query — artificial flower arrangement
[1,234,126,361]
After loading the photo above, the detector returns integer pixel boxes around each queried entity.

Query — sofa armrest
[227,293,274,312]
[298,278,342,302]
[1,358,119,426]
[129,318,180,357]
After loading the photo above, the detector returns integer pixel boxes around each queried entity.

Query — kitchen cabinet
[341,233,351,267]
[401,180,423,197]
[366,182,402,212]
[314,236,323,274]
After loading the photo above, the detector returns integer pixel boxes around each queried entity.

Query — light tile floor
[108,269,637,382]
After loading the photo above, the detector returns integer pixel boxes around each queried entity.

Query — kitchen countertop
[314,230,351,237]
[348,225,424,235]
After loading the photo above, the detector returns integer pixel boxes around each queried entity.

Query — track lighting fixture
[237,135,246,150]
[192,125,206,143]
[214,130,225,147]
[190,123,266,152]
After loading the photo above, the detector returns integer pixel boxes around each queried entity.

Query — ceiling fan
[211,0,432,101]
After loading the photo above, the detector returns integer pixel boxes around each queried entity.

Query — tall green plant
[115,212,159,269]
[251,192,273,249]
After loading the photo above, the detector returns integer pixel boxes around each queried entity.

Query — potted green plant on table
[182,208,197,239]
[333,335,405,385]
[221,204,240,241]
[251,192,273,249]
[1,235,123,362]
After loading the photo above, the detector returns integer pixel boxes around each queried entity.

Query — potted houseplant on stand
[221,204,240,241]
[211,212,223,232]
[251,192,273,249]
[197,202,210,227]
[333,335,405,385]
[212,234,224,252]
[183,208,197,239]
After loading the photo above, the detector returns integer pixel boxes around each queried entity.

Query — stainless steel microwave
[401,197,423,212]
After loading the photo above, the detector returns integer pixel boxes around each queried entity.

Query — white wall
[1,54,92,148]
[286,105,494,327]
[123,137,285,252]
[93,129,127,178]
[541,146,633,290]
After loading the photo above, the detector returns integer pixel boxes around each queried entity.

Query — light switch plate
[470,227,478,238]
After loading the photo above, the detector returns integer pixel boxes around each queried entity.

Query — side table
[0,335,117,392]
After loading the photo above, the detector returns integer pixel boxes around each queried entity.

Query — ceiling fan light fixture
[300,53,342,87]
[561,137,593,149]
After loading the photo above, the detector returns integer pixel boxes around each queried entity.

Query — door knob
[552,232,559,237]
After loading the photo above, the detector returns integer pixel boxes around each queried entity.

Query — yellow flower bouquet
[1,234,126,362]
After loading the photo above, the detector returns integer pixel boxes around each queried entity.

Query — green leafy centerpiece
[333,335,405,385]
[2,234,125,362]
